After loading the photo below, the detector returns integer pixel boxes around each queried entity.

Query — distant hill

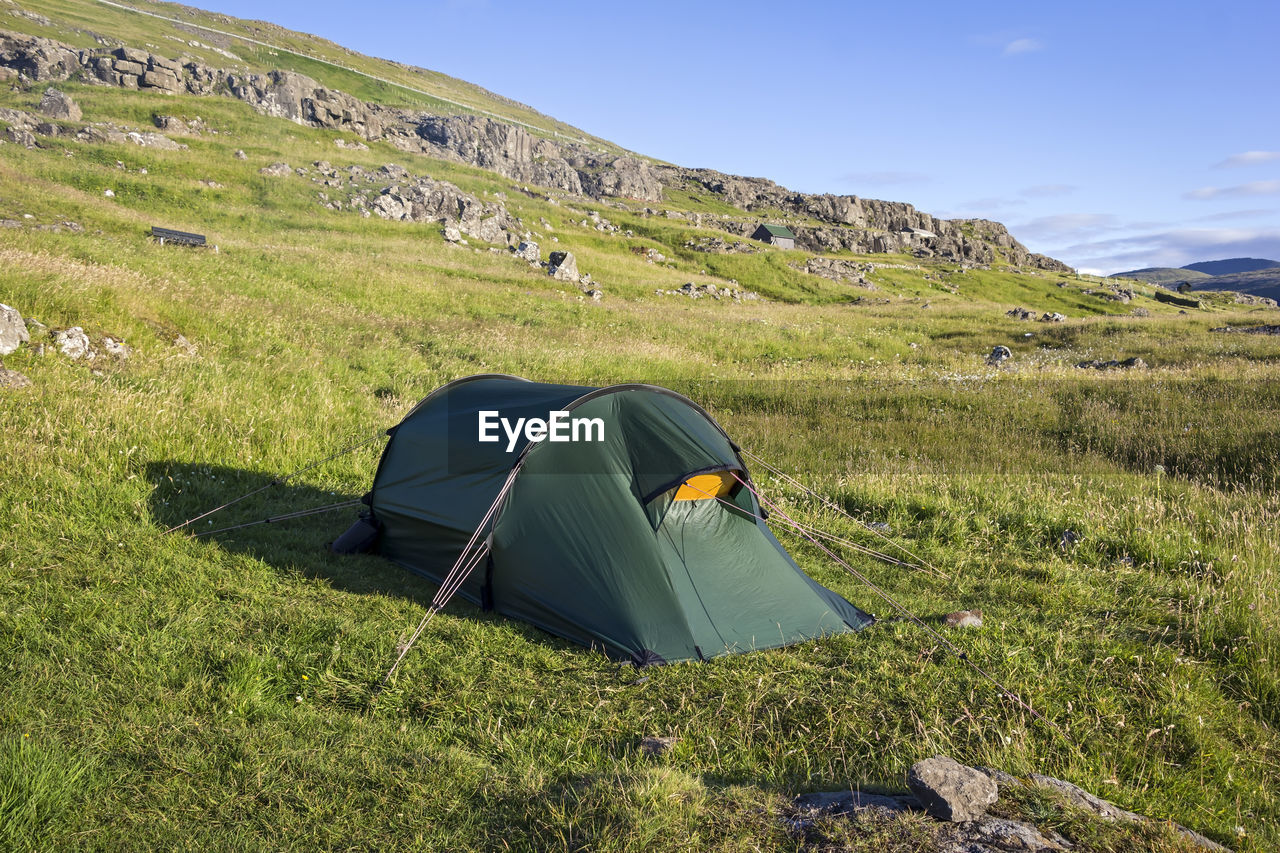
[1109,267,1212,285]
[1188,267,1280,303]
[1182,257,1280,276]
[1111,258,1280,302]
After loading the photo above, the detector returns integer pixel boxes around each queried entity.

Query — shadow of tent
[143,461,584,651]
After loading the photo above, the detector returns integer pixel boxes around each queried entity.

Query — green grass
[2,16,1280,852]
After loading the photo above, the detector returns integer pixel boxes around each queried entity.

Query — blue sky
[200,0,1279,274]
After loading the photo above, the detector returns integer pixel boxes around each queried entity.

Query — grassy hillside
[13,0,622,149]
[2,8,1280,853]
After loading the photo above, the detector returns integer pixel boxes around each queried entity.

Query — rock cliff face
[656,167,1069,271]
[0,28,1068,271]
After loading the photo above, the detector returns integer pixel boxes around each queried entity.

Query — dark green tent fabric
[368,375,872,663]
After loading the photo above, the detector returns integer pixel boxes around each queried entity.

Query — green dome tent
[349,374,872,665]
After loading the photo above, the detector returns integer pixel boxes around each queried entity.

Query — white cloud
[1185,181,1280,200]
[1003,38,1044,55]
[1013,213,1117,242]
[1194,208,1277,223]
[1213,151,1280,169]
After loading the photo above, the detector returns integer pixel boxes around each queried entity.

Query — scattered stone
[1075,357,1148,370]
[54,326,92,360]
[1039,312,1066,323]
[986,345,1011,365]
[639,736,677,757]
[103,189,115,197]
[0,366,31,389]
[906,755,999,822]
[259,162,292,177]
[509,241,537,264]
[441,224,463,243]
[657,281,760,301]
[548,250,580,283]
[101,336,130,359]
[38,87,80,120]
[793,789,917,815]
[1210,324,1280,336]
[867,521,891,534]
[1006,307,1035,320]
[234,149,247,160]
[1,303,29,355]
[334,138,368,150]
[1131,307,1150,317]
[944,609,983,629]
[794,764,1226,851]
[1059,529,1080,549]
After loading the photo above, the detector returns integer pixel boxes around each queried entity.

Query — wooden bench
[151,226,208,248]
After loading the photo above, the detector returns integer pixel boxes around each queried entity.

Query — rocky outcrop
[369,171,519,245]
[227,70,382,138]
[790,758,1228,853]
[659,167,1071,271]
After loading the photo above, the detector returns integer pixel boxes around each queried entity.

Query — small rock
[1005,307,1034,321]
[906,755,998,823]
[986,345,1012,365]
[513,240,539,263]
[234,149,247,160]
[38,87,81,121]
[103,189,115,198]
[442,224,462,243]
[867,521,892,534]
[259,162,292,177]
[0,366,31,389]
[1059,530,1080,549]
[1039,312,1066,323]
[944,609,983,629]
[639,736,677,757]
[54,327,93,360]
[101,337,130,359]
[548,250,580,283]
[1,303,30,355]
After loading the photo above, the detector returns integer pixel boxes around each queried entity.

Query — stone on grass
[1,303,29,355]
[259,162,292,176]
[0,367,31,389]
[986,345,1011,365]
[38,87,81,121]
[548,250,580,283]
[54,327,92,360]
[639,736,677,757]
[906,755,998,823]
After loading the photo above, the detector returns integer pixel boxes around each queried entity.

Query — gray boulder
[54,327,92,360]
[514,241,539,263]
[987,345,1012,365]
[548,251,580,283]
[38,87,81,121]
[1,303,29,355]
[906,755,999,822]
[259,162,293,177]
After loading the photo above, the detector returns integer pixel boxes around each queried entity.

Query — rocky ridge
[0,28,1068,272]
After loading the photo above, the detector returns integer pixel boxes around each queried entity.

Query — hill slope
[1183,257,1280,276]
